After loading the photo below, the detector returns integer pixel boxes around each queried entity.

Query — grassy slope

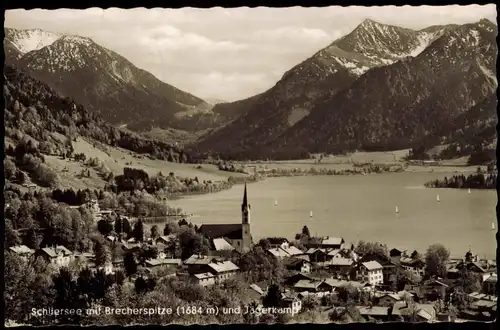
[42,135,246,191]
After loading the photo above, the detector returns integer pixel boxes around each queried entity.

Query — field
[42,135,246,190]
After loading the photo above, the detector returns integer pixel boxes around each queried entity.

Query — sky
[5,5,497,102]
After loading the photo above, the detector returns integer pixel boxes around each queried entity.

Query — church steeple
[241,183,250,224]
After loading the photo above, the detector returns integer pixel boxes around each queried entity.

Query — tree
[301,225,310,237]
[258,238,271,250]
[163,222,178,235]
[114,218,123,235]
[124,252,137,277]
[4,219,21,248]
[425,244,450,277]
[150,225,160,241]
[262,284,282,308]
[95,241,110,268]
[97,220,113,236]
[410,250,421,260]
[132,219,145,242]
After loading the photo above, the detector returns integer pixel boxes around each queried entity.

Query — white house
[37,246,74,268]
[9,245,35,261]
[207,261,240,283]
[193,272,216,287]
[358,261,384,286]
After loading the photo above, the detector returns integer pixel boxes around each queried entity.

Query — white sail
[492,222,496,230]
[395,206,399,214]
[275,200,278,206]
[310,211,313,218]
[436,195,440,202]
[468,188,471,194]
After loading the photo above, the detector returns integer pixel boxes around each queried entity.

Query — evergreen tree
[124,252,137,277]
[133,219,145,242]
[302,225,311,237]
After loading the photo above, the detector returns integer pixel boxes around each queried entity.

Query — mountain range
[4,28,237,133]
[192,18,498,159]
[5,19,498,161]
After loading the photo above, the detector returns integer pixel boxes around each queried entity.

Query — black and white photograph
[3,4,498,326]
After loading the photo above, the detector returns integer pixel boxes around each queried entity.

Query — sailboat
[310,210,313,218]
[436,195,440,203]
[492,222,496,231]
[274,200,278,206]
[395,206,399,214]
[468,188,471,194]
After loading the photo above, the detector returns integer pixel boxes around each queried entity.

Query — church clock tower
[241,183,252,252]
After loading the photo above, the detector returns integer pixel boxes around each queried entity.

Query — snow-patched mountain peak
[5,27,62,56]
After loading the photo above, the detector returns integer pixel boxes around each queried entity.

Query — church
[199,183,253,254]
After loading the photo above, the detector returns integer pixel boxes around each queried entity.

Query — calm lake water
[172,172,497,259]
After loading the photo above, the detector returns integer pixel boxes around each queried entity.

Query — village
[7,184,498,324]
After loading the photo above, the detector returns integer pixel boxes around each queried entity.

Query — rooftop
[9,245,35,255]
[184,254,222,265]
[281,246,304,256]
[199,224,243,240]
[212,238,235,251]
[145,258,182,267]
[40,245,73,258]
[322,236,344,246]
[268,248,290,258]
[194,272,215,280]
[362,261,383,270]
[357,306,390,316]
[207,261,239,273]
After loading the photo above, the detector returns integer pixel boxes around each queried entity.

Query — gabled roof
[305,248,327,255]
[145,258,182,267]
[379,293,401,301]
[9,245,35,255]
[268,248,290,258]
[199,224,243,240]
[40,245,73,258]
[321,237,344,246]
[357,306,389,316]
[157,235,176,243]
[249,284,265,295]
[362,261,383,270]
[328,258,354,266]
[294,280,323,289]
[327,249,341,256]
[184,254,221,265]
[207,261,239,273]
[212,238,236,251]
[283,257,310,268]
[281,246,303,256]
[194,272,215,280]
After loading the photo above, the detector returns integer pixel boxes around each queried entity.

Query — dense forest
[4,65,196,163]
[425,169,497,189]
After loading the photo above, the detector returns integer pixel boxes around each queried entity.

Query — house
[283,257,311,274]
[281,292,302,314]
[302,236,323,249]
[358,261,384,286]
[280,245,304,257]
[321,258,354,273]
[389,248,407,264]
[284,272,315,287]
[400,257,426,278]
[359,252,400,283]
[321,236,345,250]
[9,245,35,260]
[156,234,177,245]
[37,245,74,267]
[357,306,390,322]
[183,254,224,274]
[378,293,402,307]
[420,279,449,300]
[267,248,291,259]
[293,279,333,293]
[193,272,216,287]
[267,237,289,249]
[207,261,239,283]
[198,184,253,253]
[305,248,329,263]
[145,258,182,269]
[482,273,497,295]
[390,301,436,322]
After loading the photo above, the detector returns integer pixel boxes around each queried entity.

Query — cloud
[4,5,497,101]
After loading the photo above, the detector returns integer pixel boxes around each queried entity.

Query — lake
[172,172,497,259]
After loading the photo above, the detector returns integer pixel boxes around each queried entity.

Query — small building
[183,254,224,274]
[293,279,333,293]
[267,248,291,259]
[281,246,304,256]
[37,245,74,268]
[267,237,290,249]
[481,273,497,295]
[9,245,35,260]
[281,293,302,313]
[283,257,311,274]
[305,248,329,263]
[400,257,426,278]
[389,248,407,264]
[145,258,182,269]
[378,293,402,307]
[321,236,345,250]
[193,272,216,287]
[390,301,436,322]
[207,261,239,283]
[357,306,390,322]
[321,258,354,273]
[358,261,384,286]
[284,272,315,287]
[248,283,265,302]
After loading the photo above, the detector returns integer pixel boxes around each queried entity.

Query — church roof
[199,224,243,240]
